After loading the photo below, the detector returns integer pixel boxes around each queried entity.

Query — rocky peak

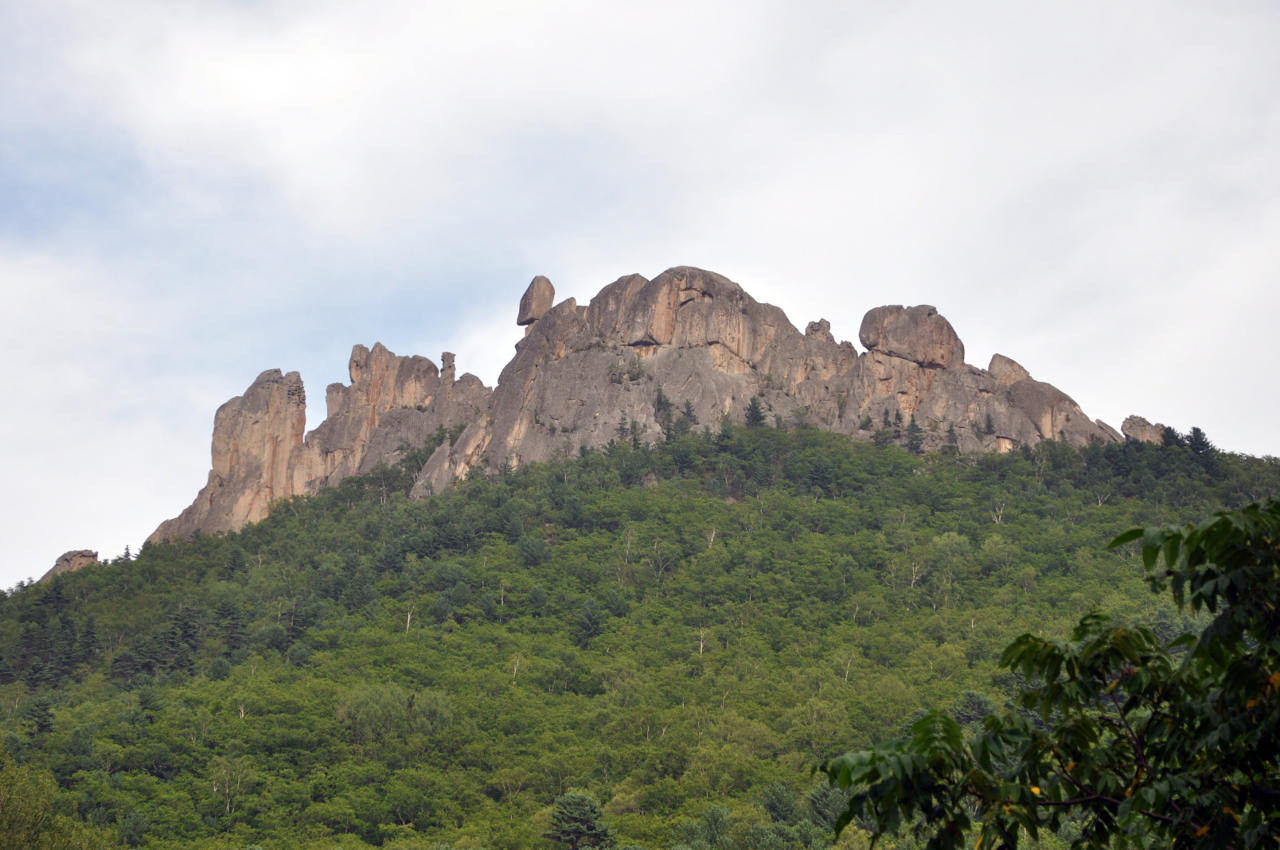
[150,369,307,542]
[152,265,1148,545]
[149,346,490,544]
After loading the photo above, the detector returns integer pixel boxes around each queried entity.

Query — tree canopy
[819,499,1280,848]
[1,421,1276,848]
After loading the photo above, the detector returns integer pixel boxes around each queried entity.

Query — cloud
[3,0,1279,587]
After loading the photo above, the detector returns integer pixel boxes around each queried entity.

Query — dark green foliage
[572,599,607,648]
[0,426,1276,848]
[519,534,551,566]
[745,396,767,428]
[1186,426,1214,456]
[1187,426,1218,475]
[906,416,924,455]
[546,792,614,849]
[654,387,675,437]
[760,782,800,826]
[0,751,120,848]
[819,499,1280,849]
[119,811,148,848]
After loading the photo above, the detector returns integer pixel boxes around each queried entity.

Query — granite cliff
[149,266,1138,543]
[150,345,489,541]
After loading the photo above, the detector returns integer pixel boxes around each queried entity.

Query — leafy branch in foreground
[819,499,1280,849]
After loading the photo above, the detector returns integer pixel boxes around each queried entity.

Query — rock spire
[150,266,1143,543]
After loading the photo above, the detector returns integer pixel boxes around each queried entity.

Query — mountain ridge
[148,266,1147,544]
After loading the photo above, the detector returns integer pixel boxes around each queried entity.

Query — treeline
[0,423,1276,849]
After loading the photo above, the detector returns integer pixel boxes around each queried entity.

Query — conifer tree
[545,792,615,850]
[906,416,924,455]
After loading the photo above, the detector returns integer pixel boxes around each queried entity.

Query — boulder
[517,275,555,325]
[859,305,964,370]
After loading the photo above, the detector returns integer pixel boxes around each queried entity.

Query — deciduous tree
[819,499,1280,849]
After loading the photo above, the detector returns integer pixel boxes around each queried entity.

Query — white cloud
[3,0,1279,587]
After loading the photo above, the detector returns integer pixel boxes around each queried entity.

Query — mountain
[6,419,1275,849]
[151,266,1142,544]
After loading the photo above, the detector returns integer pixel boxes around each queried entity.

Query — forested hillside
[2,423,1276,849]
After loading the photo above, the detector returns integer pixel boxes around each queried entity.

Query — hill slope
[4,427,1277,849]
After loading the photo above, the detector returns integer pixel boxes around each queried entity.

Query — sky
[2,0,1278,589]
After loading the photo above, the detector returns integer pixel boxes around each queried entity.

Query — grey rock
[517,275,555,325]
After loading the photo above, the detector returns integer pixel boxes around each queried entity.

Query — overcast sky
[3,0,1278,589]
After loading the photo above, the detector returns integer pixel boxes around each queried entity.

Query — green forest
[2,421,1277,849]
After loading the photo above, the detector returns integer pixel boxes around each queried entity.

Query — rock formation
[150,347,489,542]
[1121,415,1168,444]
[517,275,555,326]
[151,370,306,541]
[41,550,98,582]
[152,266,1151,542]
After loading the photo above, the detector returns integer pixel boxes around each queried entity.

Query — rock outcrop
[153,265,1146,542]
[41,550,98,582]
[151,369,306,541]
[859,305,964,370]
[1121,415,1167,444]
[517,276,555,326]
[149,347,489,543]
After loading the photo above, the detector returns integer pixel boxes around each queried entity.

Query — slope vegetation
[2,425,1276,849]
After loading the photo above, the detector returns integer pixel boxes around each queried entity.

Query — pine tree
[545,792,615,850]
[1187,426,1217,473]
[906,416,924,455]
[1187,426,1214,456]
[653,387,674,432]
[745,396,767,428]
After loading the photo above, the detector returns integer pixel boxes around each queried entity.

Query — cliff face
[150,266,1134,542]
[149,347,490,542]
[151,369,307,541]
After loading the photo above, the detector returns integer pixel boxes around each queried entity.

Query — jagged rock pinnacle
[151,266,1143,543]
